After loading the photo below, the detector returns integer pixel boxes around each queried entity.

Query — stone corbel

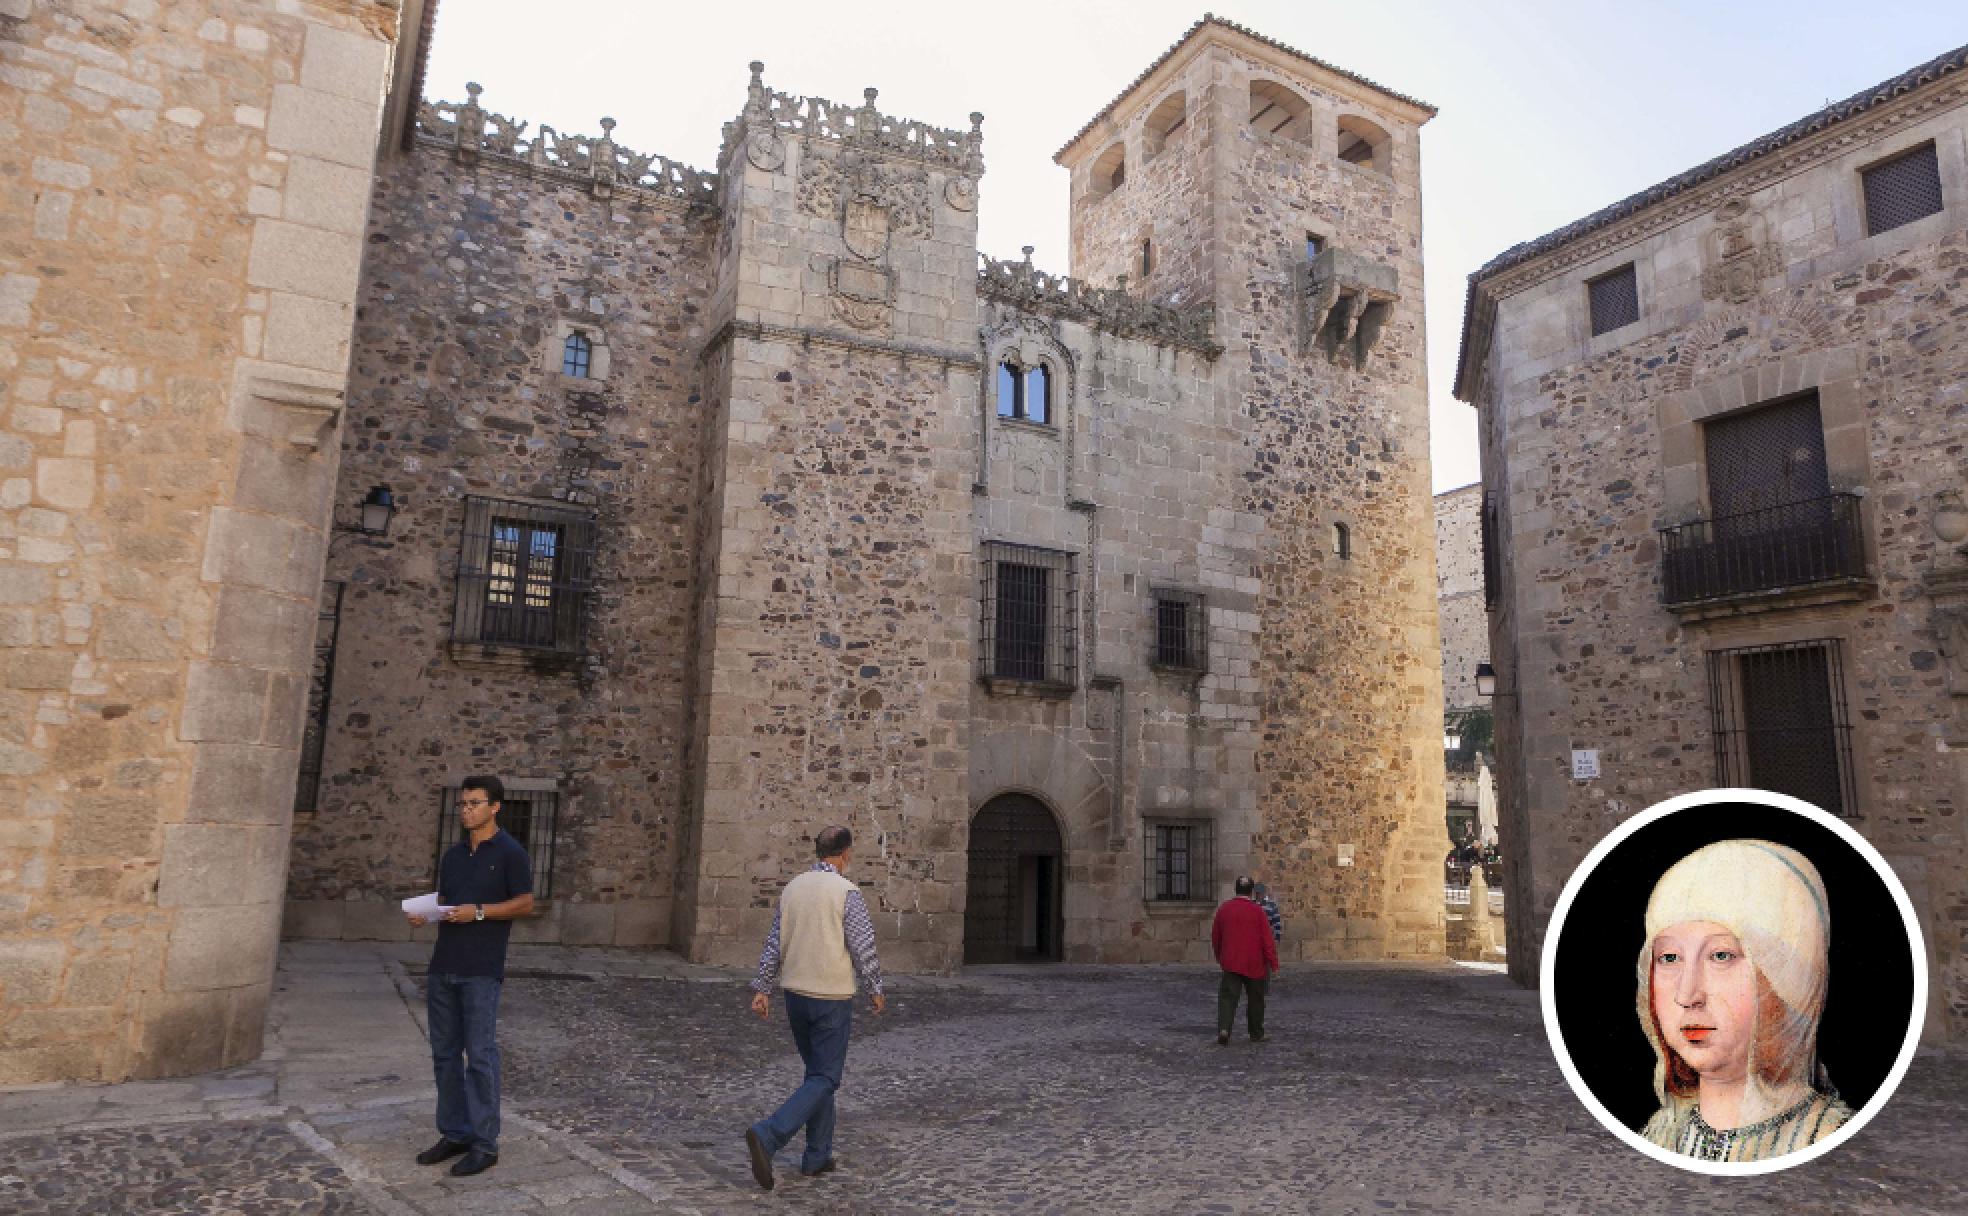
[1305,246,1400,367]
[251,377,345,451]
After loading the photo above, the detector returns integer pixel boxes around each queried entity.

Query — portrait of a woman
[1636,838,1854,1162]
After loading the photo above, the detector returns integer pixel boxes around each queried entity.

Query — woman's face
[1650,919,1757,1082]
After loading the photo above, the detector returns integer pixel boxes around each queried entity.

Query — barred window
[1587,264,1640,337]
[453,497,596,656]
[561,331,592,378]
[1862,142,1943,236]
[979,541,1076,688]
[1707,639,1857,817]
[1152,589,1206,672]
[1143,817,1214,902]
[434,784,561,899]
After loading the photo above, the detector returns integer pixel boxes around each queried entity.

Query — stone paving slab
[1,944,1963,1214]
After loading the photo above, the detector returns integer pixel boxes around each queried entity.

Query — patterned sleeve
[751,905,782,994]
[841,889,883,995]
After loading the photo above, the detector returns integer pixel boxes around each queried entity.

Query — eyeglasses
[457,799,493,809]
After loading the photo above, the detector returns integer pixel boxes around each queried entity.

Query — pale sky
[422,1,1966,494]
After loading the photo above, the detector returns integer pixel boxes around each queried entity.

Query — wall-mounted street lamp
[334,485,397,537]
[1474,662,1510,699]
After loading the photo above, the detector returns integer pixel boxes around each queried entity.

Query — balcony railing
[1659,493,1866,606]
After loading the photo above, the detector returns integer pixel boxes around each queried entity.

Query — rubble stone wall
[1467,86,1968,1039]
[1435,483,1486,710]
[282,139,715,948]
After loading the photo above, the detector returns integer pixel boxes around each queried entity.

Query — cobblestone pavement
[1,944,1962,1215]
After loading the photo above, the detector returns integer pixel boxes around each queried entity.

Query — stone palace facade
[1457,43,1968,1041]
[0,3,1456,1085]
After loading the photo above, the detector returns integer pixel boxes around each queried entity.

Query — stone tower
[1052,18,1446,959]
[672,72,987,970]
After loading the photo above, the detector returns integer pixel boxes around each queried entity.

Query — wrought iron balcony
[1659,492,1868,607]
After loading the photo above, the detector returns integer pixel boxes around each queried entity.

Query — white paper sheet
[401,892,454,921]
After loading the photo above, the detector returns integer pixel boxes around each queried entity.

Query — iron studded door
[964,794,1064,963]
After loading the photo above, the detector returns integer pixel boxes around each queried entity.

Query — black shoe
[802,1159,837,1177]
[1250,1031,1267,1042]
[745,1128,775,1191]
[1216,1031,1229,1046]
[449,1150,498,1177]
[415,1139,471,1166]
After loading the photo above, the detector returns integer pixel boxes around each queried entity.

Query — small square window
[1587,264,1640,337]
[1306,232,1326,261]
[1862,142,1943,235]
[562,331,592,378]
[1143,817,1214,902]
[1151,589,1206,672]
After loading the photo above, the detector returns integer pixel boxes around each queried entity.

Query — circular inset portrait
[1541,789,1927,1175]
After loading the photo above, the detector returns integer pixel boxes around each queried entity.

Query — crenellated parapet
[416,83,720,207]
[720,62,985,177]
[978,249,1220,357]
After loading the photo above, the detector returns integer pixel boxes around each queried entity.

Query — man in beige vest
[743,826,885,1190]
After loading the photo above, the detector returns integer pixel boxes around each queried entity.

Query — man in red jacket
[1211,875,1280,1045]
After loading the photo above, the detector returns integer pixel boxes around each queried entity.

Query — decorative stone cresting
[416,83,719,205]
[722,61,985,175]
[978,247,1220,355]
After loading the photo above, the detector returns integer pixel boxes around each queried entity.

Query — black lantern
[1474,662,1498,699]
[357,484,396,536]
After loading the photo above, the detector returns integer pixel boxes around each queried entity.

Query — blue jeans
[427,973,502,1155]
[752,992,853,1173]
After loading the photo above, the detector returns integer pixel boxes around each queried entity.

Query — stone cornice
[1453,61,1968,402]
[719,62,984,178]
[701,319,982,369]
[977,252,1221,358]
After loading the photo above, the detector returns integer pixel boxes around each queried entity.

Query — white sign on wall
[1571,749,1601,780]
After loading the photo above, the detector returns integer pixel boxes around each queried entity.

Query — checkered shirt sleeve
[751,906,782,994]
[842,888,883,995]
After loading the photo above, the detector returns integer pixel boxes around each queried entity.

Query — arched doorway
[964,793,1064,963]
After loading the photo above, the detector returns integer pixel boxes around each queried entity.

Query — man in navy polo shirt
[404,774,534,1177]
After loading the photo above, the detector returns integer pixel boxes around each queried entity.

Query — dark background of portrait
[1549,801,1917,1131]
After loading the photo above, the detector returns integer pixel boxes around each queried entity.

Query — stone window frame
[1248,76,1314,144]
[988,342,1068,436]
[1335,111,1393,178]
[1148,585,1208,676]
[1331,521,1353,561]
[448,494,599,669]
[1141,90,1188,162]
[1695,617,1875,820]
[1657,343,1870,527]
[1142,814,1217,905]
[435,776,563,901]
[546,318,610,384]
[1836,126,1966,249]
[1087,141,1127,200]
[978,539,1079,696]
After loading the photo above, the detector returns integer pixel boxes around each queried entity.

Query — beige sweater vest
[777,869,858,999]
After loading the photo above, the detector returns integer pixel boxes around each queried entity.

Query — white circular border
[1539,787,1929,1176]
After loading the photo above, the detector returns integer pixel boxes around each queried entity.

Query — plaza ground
[1,942,1961,1215]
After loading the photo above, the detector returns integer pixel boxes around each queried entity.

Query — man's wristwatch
[473,904,485,922]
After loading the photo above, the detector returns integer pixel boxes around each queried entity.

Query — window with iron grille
[453,497,597,656]
[1706,639,1857,817]
[1862,142,1943,235]
[561,331,592,378]
[1587,264,1640,337]
[1152,589,1207,672]
[1143,817,1215,902]
[434,785,560,899]
[979,541,1077,688]
[294,580,344,813]
[1481,493,1501,609]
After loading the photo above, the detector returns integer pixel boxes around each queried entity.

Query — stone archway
[964,793,1065,964]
